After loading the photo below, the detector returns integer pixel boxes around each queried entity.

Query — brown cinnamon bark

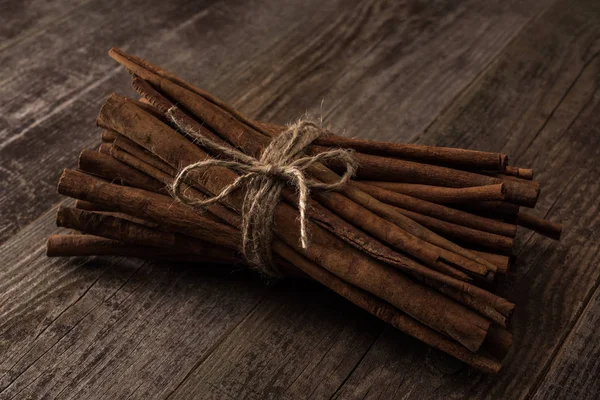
[314,135,508,171]
[113,134,176,175]
[482,325,513,361]
[454,201,520,218]
[126,74,498,276]
[101,130,118,142]
[56,206,240,262]
[107,143,476,281]
[395,208,514,252]
[78,148,166,195]
[505,166,534,180]
[110,47,506,178]
[467,250,511,274]
[273,242,504,373]
[318,149,539,207]
[107,140,519,325]
[108,142,514,323]
[47,234,229,263]
[59,169,242,251]
[354,181,517,238]
[59,168,496,352]
[517,211,562,240]
[74,199,112,212]
[489,172,541,188]
[360,181,506,204]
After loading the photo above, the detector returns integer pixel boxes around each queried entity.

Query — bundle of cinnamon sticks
[47,48,562,374]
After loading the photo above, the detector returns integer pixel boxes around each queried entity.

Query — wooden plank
[0,0,548,244]
[532,288,600,400]
[0,0,363,244]
[0,1,557,399]
[0,0,91,51]
[167,281,383,400]
[332,0,600,398]
[0,204,267,398]
[163,1,556,399]
[0,0,218,243]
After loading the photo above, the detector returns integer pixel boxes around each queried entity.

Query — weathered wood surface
[331,0,600,398]
[532,288,600,400]
[1,0,599,399]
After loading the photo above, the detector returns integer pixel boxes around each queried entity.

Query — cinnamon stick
[517,211,562,240]
[125,74,499,277]
[360,181,506,204]
[319,150,540,207]
[78,148,166,195]
[107,139,520,325]
[47,234,228,263]
[59,167,494,352]
[56,206,240,262]
[74,199,111,212]
[101,130,118,142]
[467,250,511,274]
[314,135,508,172]
[395,208,514,252]
[354,181,517,238]
[505,166,534,180]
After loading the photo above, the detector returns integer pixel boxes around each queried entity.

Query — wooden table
[1,0,599,398]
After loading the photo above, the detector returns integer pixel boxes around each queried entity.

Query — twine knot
[167,107,357,277]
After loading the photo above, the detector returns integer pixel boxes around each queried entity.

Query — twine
[167,106,357,277]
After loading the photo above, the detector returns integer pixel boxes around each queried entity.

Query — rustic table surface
[1,0,599,399]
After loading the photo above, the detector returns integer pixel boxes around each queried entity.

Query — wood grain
[0,0,548,244]
[532,288,600,400]
[0,0,91,50]
[168,281,383,400]
[334,0,600,398]
[2,0,598,399]
[0,205,267,399]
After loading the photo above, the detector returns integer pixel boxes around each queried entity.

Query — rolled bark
[59,168,494,352]
[273,242,504,374]
[78,148,166,195]
[361,181,506,204]
[517,211,562,240]
[505,166,533,180]
[108,140,518,324]
[467,250,511,274]
[45,47,532,371]
[319,149,539,207]
[115,82,498,277]
[396,208,514,253]
[126,73,499,276]
[47,234,228,263]
[315,135,508,172]
[101,130,118,142]
[56,206,240,262]
[114,134,176,175]
[75,199,111,212]
[354,181,517,238]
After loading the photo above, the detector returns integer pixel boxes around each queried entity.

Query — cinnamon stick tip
[108,47,126,61]
[499,154,508,172]
[98,143,112,155]
[498,183,507,201]
[57,168,70,195]
[45,236,56,257]
[96,93,127,129]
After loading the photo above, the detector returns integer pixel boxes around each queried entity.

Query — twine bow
[167,107,357,276]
